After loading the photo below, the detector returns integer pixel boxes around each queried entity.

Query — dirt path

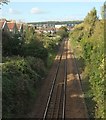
[27,39,88,119]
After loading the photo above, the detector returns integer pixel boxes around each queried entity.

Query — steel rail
[62,39,67,119]
[43,40,65,120]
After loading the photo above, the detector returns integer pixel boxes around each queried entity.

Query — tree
[2,32,24,56]
[59,26,68,32]
[0,0,9,5]
[23,27,48,63]
[84,7,98,24]
[0,0,9,9]
[101,1,106,19]
[57,26,68,38]
[23,26,37,44]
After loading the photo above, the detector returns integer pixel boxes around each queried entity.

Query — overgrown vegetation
[70,7,104,118]
[2,57,46,117]
[2,25,67,117]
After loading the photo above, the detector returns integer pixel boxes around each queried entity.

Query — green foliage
[2,32,24,56]
[2,56,46,117]
[0,0,9,5]
[23,27,48,62]
[42,34,62,66]
[70,7,104,118]
[2,28,48,63]
[2,23,63,117]
[101,1,106,20]
[43,35,61,51]
[84,7,98,25]
[47,52,56,68]
[57,26,69,39]
[23,40,48,63]
[24,26,36,44]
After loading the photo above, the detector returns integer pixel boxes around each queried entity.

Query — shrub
[70,16,104,118]
[2,56,46,117]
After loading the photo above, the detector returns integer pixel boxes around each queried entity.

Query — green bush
[2,32,23,56]
[70,11,104,118]
[2,24,62,118]
[42,35,62,67]
[2,57,46,118]
[57,26,69,39]
[23,40,48,63]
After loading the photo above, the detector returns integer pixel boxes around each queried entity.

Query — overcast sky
[1,1,104,22]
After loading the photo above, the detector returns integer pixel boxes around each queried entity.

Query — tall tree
[101,1,106,19]
[84,7,98,24]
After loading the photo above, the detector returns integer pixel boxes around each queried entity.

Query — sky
[0,1,105,23]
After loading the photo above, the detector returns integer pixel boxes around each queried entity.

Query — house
[17,23,23,33]
[7,21,18,34]
[0,18,29,34]
[55,24,67,31]
[0,19,9,32]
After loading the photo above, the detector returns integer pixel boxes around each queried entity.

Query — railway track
[43,39,68,119]
[28,38,89,119]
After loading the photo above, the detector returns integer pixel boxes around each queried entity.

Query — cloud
[9,8,21,14]
[30,7,44,14]
[0,9,2,15]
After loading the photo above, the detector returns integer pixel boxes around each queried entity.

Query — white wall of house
[55,24,67,29]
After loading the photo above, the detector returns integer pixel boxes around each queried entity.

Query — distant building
[55,24,67,31]
[0,18,29,34]
[55,24,67,29]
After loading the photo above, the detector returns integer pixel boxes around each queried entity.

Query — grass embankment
[69,9,104,118]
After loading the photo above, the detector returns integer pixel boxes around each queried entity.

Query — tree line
[70,6,105,118]
[28,20,83,26]
[2,24,68,117]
